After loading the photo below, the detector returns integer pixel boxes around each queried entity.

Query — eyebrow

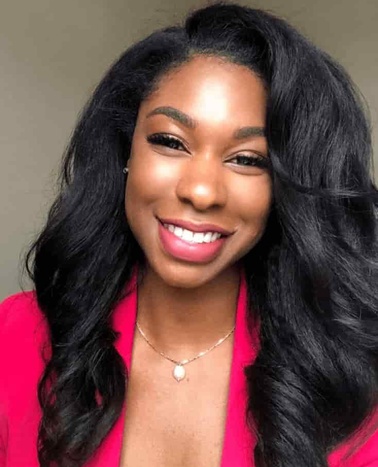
[146,106,266,139]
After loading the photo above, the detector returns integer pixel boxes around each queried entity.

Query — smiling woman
[125,55,272,288]
[0,2,378,467]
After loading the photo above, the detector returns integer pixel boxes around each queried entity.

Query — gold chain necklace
[136,321,235,382]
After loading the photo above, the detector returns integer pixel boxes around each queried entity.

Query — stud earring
[123,167,129,174]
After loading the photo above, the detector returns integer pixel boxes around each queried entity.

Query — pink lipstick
[158,217,233,236]
[157,220,230,263]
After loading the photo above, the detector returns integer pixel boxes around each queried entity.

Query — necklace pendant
[173,364,186,382]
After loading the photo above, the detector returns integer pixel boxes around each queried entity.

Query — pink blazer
[0,271,377,466]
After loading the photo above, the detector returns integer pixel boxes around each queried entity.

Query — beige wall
[1,0,377,299]
[0,0,191,299]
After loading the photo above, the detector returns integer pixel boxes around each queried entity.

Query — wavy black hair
[25,2,378,466]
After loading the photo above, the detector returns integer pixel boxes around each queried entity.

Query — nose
[175,155,227,211]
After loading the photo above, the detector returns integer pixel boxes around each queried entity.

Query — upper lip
[158,217,233,236]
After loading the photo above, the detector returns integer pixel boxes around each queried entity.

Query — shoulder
[0,290,49,373]
[0,290,47,340]
[1,290,39,321]
[0,292,48,460]
[329,409,378,467]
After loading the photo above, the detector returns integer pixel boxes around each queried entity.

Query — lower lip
[158,222,228,263]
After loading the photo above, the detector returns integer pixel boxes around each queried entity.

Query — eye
[228,154,270,170]
[147,133,186,151]
[146,133,270,171]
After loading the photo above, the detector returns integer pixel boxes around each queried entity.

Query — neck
[136,264,241,358]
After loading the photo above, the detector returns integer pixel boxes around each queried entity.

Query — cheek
[124,143,181,234]
[126,156,178,208]
[233,175,273,229]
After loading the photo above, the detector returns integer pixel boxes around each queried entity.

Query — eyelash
[146,133,270,169]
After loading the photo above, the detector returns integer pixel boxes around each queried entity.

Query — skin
[120,55,272,466]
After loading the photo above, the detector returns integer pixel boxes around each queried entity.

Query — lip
[157,217,233,236]
[157,221,229,263]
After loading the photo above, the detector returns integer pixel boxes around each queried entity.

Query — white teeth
[203,232,213,243]
[174,226,183,236]
[182,229,194,242]
[193,232,204,243]
[210,232,220,242]
[163,223,222,244]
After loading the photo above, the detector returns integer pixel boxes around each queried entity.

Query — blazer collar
[105,266,260,467]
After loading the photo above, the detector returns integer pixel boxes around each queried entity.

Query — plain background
[1,0,377,299]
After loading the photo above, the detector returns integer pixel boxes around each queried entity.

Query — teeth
[211,232,219,242]
[163,223,222,244]
[193,232,204,243]
[182,229,193,242]
[203,232,213,243]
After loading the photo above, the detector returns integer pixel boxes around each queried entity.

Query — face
[125,55,273,288]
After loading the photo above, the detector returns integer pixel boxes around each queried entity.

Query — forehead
[140,55,267,127]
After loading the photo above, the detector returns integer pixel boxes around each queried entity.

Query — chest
[119,337,234,467]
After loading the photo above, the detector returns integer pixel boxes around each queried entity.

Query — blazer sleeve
[328,411,378,467]
[0,412,5,467]
[350,427,378,467]
[0,294,15,466]
[0,291,43,467]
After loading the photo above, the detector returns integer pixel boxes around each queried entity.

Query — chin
[148,259,239,290]
[161,265,214,289]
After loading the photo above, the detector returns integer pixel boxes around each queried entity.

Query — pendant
[173,364,186,382]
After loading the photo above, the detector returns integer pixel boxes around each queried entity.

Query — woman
[0,2,377,466]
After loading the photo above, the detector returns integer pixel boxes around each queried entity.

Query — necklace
[136,321,235,382]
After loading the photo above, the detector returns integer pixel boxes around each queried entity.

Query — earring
[123,167,129,174]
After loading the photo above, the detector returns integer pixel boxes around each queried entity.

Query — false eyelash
[147,133,270,169]
[232,154,270,169]
[147,134,185,151]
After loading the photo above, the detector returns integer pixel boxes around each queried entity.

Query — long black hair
[25,2,378,466]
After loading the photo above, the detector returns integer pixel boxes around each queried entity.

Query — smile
[162,223,222,244]
[158,221,230,263]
